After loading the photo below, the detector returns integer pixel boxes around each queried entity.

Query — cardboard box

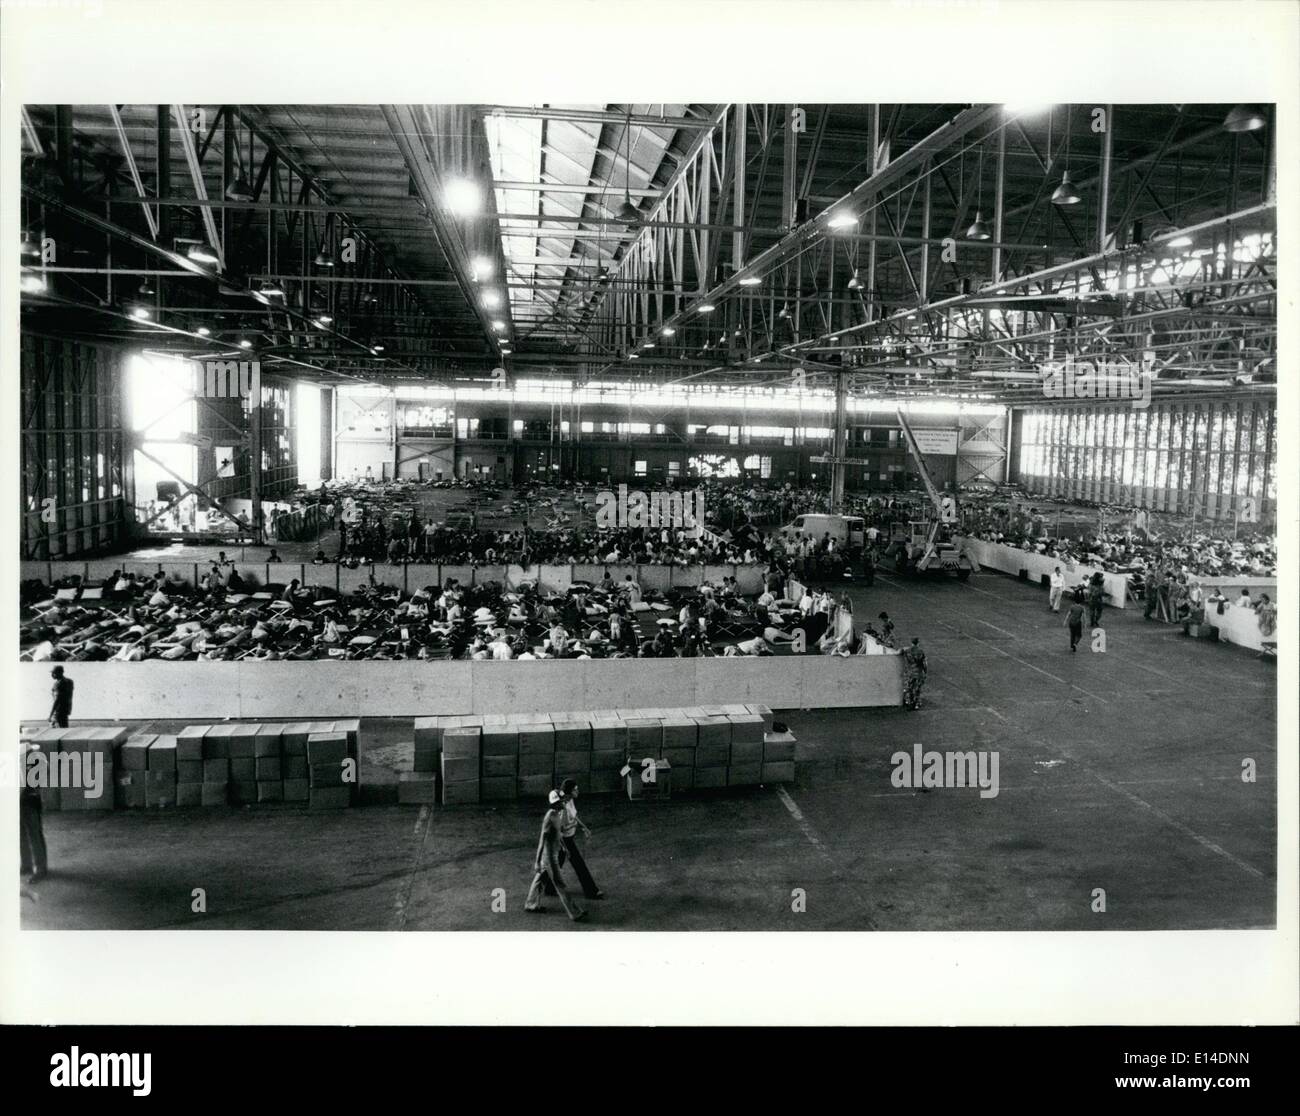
[625,719,662,757]
[281,723,312,756]
[177,760,204,784]
[625,758,671,800]
[481,776,516,802]
[257,781,284,803]
[283,755,308,780]
[481,727,520,757]
[518,724,555,755]
[146,773,176,808]
[231,780,258,804]
[554,750,591,776]
[67,727,129,755]
[727,764,762,786]
[39,786,61,811]
[659,715,697,749]
[482,754,518,778]
[590,748,626,772]
[695,744,731,768]
[691,715,732,746]
[729,740,764,766]
[114,772,147,808]
[176,725,207,762]
[254,724,284,757]
[590,719,628,752]
[414,738,440,773]
[398,771,438,805]
[200,782,228,807]
[586,768,623,794]
[518,752,554,777]
[309,786,351,810]
[693,765,727,789]
[120,736,153,771]
[255,756,282,781]
[442,726,482,759]
[175,782,203,807]
[551,720,592,751]
[331,718,361,756]
[441,754,479,784]
[727,713,765,743]
[228,724,259,758]
[202,726,232,760]
[662,746,697,769]
[309,764,346,788]
[147,736,178,772]
[747,704,775,732]
[307,732,349,766]
[441,780,479,806]
[674,766,696,792]
[761,761,796,784]
[283,778,310,802]
[762,732,797,763]
[203,758,229,782]
[414,716,445,749]
[516,774,552,800]
[229,757,256,782]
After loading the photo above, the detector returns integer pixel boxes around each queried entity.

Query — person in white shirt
[798,590,814,617]
[1048,566,1064,612]
[1235,589,1253,609]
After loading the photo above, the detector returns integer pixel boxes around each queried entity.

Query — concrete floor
[20,567,1276,931]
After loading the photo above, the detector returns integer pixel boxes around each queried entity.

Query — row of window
[1018,400,1276,508]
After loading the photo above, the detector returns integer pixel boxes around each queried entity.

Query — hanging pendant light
[965,212,991,240]
[846,269,863,290]
[615,108,641,225]
[1051,170,1081,206]
[1051,109,1081,205]
[225,173,254,202]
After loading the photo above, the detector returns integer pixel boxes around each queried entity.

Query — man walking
[1048,566,1064,612]
[20,743,48,884]
[1087,575,1105,629]
[1065,591,1086,652]
[557,779,604,899]
[48,666,73,728]
[524,789,587,922]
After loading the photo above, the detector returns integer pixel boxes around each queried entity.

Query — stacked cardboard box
[176,725,204,805]
[481,720,520,802]
[59,727,125,812]
[307,730,352,809]
[689,712,731,789]
[228,723,260,804]
[516,722,554,802]
[588,717,628,794]
[441,725,481,805]
[761,728,797,784]
[115,733,152,808]
[254,724,285,803]
[725,713,766,786]
[28,728,68,810]
[658,713,698,792]
[146,735,178,807]
[281,722,312,802]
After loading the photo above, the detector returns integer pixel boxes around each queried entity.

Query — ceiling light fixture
[471,256,493,280]
[316,315,333,326]
[445,178,482,217]
[21,231,41,258]
[196,326,211,337]
[225,174,254,202]
[965,213,991,240]
[239,339,253,349]
[827,210,858,229]
[847,269,863,290]
[1051,110,1081,206]
[739,275,762,287]
[661,326,676,337]
[492,320,507,332]
[696,302,715,313]
[482,290,502,309]
[186,241,220,266]
[20,272,47,294]
[1223,104,1267,133]
[129,304,151,320]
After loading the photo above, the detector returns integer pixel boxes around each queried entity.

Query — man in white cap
[524,789,588,922]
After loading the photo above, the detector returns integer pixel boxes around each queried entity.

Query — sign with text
[911,429,959,456]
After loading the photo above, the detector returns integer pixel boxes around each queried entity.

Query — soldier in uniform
[902,637,928,710]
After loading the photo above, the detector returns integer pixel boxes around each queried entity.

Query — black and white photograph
[2,0,1296,1044]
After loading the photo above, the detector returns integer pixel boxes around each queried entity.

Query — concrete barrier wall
[961,538,1131,607]
[1208,605,1272,651]
[18,654,903,721]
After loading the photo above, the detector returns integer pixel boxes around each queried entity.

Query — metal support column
[249,362,263,543]
[1098,104,1113,253]
[732,104,746,270]
[782,104,798,230]
[830,369,848,512]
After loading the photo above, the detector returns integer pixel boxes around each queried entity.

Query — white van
[778,513,866,550]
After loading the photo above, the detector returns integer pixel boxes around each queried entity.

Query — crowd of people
[19,556,909,664]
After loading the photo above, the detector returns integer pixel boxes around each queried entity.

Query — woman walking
[524,790,588,922]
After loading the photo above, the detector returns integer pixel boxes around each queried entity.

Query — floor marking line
[394,804,432,930]
[937,618,1110,704]
[977,618,1019,639]
[774,786,878,929]
[1086,770,1266,880]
